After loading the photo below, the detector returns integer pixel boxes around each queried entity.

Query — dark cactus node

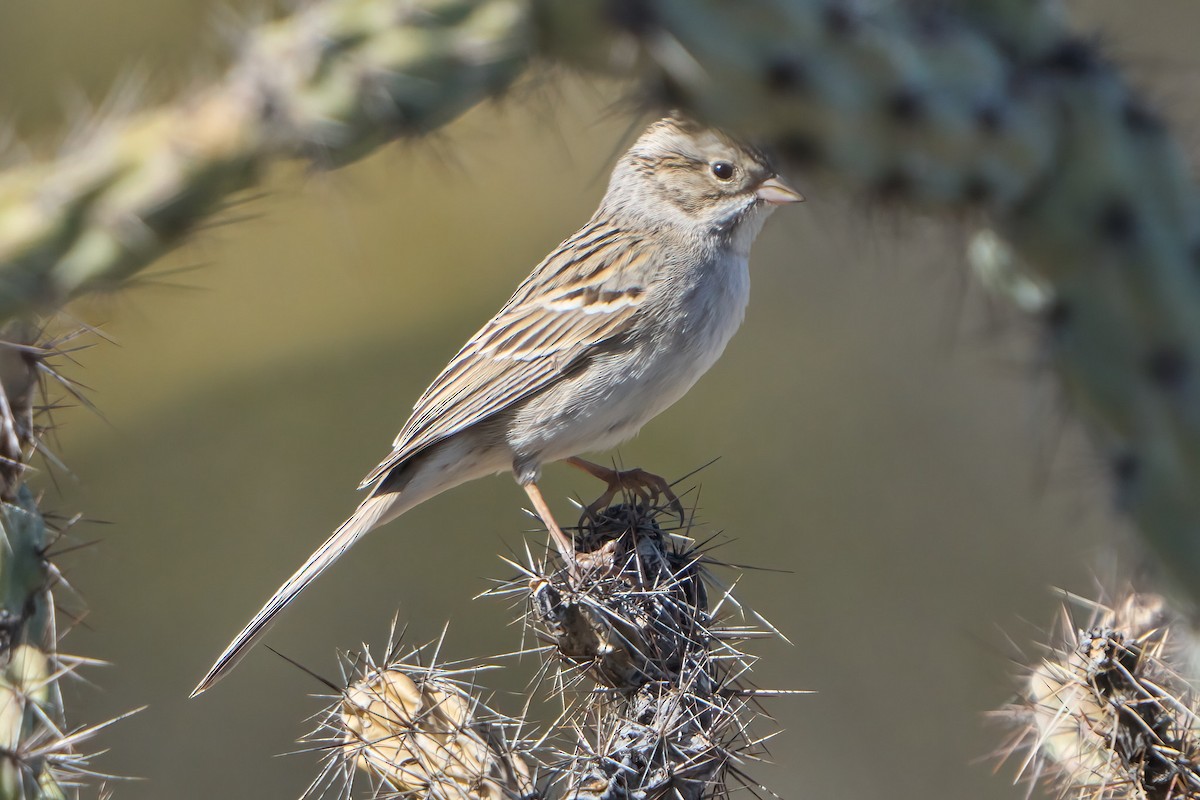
[1144,345,1190,393]
[605,0,658,36]
[1038,38,1101,77]
[1044,297,1072,336]
[962,174,994,205]
[1122,100,1164,136]
[822,3,859,38]
[763,55,809,94]
[975,102,1005,136]
[644,75,684,111]
[886,87,926,125]
[255,85,284,127]
[874,167,913,200]
[777,133,822,166]
[1112,451,1140,494]
[1098,198,1138,245]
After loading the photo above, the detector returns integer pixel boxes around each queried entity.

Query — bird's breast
[674,250,752,369]
[507,252,751,463]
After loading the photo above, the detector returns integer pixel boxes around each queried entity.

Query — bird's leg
[522,481,582,580]
[565,457,686,523]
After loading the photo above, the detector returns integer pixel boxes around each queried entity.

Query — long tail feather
[191,493,396,696]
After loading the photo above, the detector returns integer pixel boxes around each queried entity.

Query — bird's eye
[710,161,735,181]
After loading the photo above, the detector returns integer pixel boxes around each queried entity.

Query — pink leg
[522,481,582,579]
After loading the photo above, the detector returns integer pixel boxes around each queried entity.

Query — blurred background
[0,1,1193,798]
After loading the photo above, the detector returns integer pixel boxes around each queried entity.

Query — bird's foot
[566,458,686,524]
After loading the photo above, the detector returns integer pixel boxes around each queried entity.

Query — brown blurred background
[0,2,1193,798]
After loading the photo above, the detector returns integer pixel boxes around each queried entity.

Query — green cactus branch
[0,330,88,799]
[0,491,61,800]
[0,0,532,319]
[1,0,1199,606]
[542,2,1200,600]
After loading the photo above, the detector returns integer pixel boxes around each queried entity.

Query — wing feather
[359,223,653,489]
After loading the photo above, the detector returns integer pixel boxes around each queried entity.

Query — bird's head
[604,115,803,247]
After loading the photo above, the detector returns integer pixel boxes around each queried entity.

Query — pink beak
[755,175,805,205]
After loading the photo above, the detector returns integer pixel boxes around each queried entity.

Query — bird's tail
[190,493,397,697]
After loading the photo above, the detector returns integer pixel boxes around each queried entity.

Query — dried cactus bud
[5,644,51,708]
[998,592,1200,800]
[339,665,535,800]
[561,669,734,800]
[510,501,790,800]
[529,504,709,691]
[0,644,57,798]
[0,645,49,756]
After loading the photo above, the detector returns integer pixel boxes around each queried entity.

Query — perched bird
[192,115,802,696]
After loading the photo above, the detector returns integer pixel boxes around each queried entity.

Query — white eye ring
[710,161,735,181]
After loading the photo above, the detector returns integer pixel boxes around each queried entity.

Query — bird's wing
[360,223,655,489]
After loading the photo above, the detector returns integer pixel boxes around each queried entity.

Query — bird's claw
[583,467,686,525]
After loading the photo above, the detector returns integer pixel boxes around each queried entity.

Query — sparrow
[192,115,802,696]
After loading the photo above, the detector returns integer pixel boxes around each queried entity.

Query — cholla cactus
[2,0,1199,609]
[996,591,1200,800]
[0,0,531,320]
[510,502,788,799]
[0,327,134,799]
[10,0,1200,794]
[311,500,789,800]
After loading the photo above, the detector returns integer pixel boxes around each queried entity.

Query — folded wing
[360,223,656,489]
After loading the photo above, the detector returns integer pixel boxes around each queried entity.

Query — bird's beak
[755,175,805,205]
